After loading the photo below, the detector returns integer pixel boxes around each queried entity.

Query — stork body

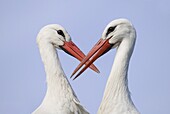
[97,19,139,114]
[32,24,91,114]
[72,19,140,114]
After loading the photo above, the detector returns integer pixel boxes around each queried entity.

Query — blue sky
[0,0,170,114]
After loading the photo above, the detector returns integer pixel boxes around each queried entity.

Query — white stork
[71,19,140,114]
[32,24,99,114]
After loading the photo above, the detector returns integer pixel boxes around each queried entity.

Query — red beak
[71,38,113,80]
[60,41,100,74]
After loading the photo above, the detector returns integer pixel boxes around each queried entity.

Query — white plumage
[97,19,139,114]
[32,24,91,114]
[72,18,140,114]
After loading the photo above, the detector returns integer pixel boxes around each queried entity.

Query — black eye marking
[57,30,65,38]
[106,26,117,36]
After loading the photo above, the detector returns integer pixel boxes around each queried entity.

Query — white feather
[32,24,89,114]
[98,19,140,114]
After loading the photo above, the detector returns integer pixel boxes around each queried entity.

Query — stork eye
[57,30,65,38]
[106,26,117,36]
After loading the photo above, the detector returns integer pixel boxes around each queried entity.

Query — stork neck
[98,38,137,113]
[38,42,73,98]
[39,42,64,83]
[108,39,134,101]
[34,41,81,113]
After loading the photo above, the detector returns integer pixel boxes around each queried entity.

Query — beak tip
[73,77,77,80]
[96,69,100,73]
[70,74,74,78]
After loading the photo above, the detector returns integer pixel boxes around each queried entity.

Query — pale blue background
[1,0,170,114]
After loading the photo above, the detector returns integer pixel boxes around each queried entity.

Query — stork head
[37,24,99,73]
[102,18,136,48]
[71,18,136,79]
[37,24,71,48]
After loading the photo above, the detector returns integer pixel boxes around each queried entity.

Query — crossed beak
[60,41,100,73]
[71,37,113,80]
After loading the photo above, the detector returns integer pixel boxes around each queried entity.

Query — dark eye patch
[106,26,117,36]
[57,30,65,38]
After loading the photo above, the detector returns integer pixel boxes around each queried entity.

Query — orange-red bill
[71,39,106,77]
[71,38,113,80]
[61,41,99,73]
